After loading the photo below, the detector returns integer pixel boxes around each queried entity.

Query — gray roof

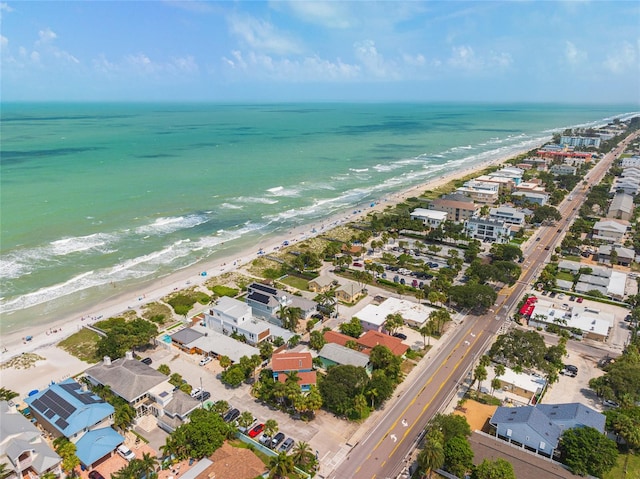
[0,402,61,474]
[536,403,605,432]
[190,325,260,363]
[163,390,200,419]
[558,260,581,272]
[319,343,370,368]
[556,279,573,291]
[575,282,608,295]
[309,275,334,288]
[598,244,635,259]
[491,405,562,445]
[579,274,609,287]
[85,357,168,403]
[609,192,634,214]
[171,327,204,344]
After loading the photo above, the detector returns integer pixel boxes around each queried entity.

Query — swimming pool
[161,334,171,343]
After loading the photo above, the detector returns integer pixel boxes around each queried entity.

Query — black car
[565,364,578,373]
[223,408,240,423]
[140,357,152,365]
[195,391,211,401]
[271,432,285,449]
[89,472,106,479]
[393,332,408,340]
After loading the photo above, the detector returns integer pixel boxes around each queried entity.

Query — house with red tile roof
[271,352,316,391]
[323,330,408,357]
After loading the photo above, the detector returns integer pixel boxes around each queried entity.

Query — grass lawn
[604,451,640,479]
[279,275,310,291]
[563,255,582,262]
[58,328,101,363]
[556,271,575,282]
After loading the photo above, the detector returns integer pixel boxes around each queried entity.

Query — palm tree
[139,452,158,479]
[292,441,314,468]
[219,355,232,370]
[417,435,445,479]
[264,418,279,443]
[366,388,379,408]
[474,364,488,394]
[114,404,136,432]
[269,451,296,479]
[419,323,433,348]
[211,400,229,415]
[238,411,254,431]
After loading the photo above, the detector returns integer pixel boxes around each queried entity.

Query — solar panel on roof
[251,283,277,295]
[55,418,68,430]
[60,381,101,405]
[249,291,270,305]
[44,409,55,419]
[31,398,47,413]
[42,390,75,419]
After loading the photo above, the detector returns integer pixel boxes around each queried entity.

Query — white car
[190,387,202,398]
[117,444,135,461]
[199,356,212,366]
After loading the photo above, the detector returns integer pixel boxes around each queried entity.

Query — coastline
[0,146,534,373]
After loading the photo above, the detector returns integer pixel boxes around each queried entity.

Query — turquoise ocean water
[1,102,637,335]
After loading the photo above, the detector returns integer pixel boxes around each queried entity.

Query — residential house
[428,194,480,222]
[475,175,515,193]
[84,353,200,433]
[271,352,316,392]
[520,157,549,169]
[537,148,592,165]
[488,167,524,185]
[493,367,546,405]
[620,156,640,168]
[611,177,640,195]
[357,330,409,357]
[529,304,613,341]
[25,379,123,469]
[0,401,62,479]
[560,135,601,148]
[204,296,271,345]
[334,280,365,303]
[607,192,634,221]
[318,343,371,373]
[456,180,500,204]
[598,244,635,267]
[512,191,549,206]
[622,167,640,180]
[592,219,628,243]
[196,442,266,479]
[170,325,262,363]
[341,244,364,256]
[464,218,512,243]
[514,179,546,194]
[549,164,577,176]
[357,296,436,330]
[409,208,448,228]
[308,275,335,293]
[489,206,526,226]
[246,282,317,323]
[322,330,409,357]
[490,403,605,458]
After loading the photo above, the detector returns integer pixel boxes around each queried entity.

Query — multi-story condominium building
[560,135,601,148]
[464,218,512,243]
[487,167,524,185]
[456,180,499,204]
[489,206,526,226]
[474,175,514,193]
[620,156,640,168]
[607,192,634,221]
[428,194,479,222]
[549,164,577,176]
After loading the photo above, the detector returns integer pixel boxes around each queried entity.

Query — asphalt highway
[329,133,638,479]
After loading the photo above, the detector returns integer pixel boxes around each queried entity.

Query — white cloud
[604,41,638,74]
[92,54,118,73]
[0,35,7,48]
[354,39,398,79]
[171,55,198,73]
[37,28,57,45]
[228,15,302,55]
[281,1,352,29]
[448,45,478,70]
[564,41,587,65]
[221,49,360,82]
[402,53,426,67]
[447,45,512,71]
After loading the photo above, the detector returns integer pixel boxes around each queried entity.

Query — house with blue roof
[25,378,124,469]
[489,402,605,458]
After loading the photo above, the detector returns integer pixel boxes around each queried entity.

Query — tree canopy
[471,458,516,479]
[95,317,158,359]
[559,426,618,477]
[162,408,233,460]
[318,365,370,418]
[488,330,548,370]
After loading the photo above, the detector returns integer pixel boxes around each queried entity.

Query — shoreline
[0,146,535,369]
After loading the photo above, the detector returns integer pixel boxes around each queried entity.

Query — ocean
[1,102,637,335]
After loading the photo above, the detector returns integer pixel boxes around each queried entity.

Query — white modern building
[456,180,500,204]
[512,191,549,206]
[409,208,448,228]
[488,167,524,185]
[489,206,526,226]
[560,135,601,148]
[464,218,512,243]
[356,297,437,331]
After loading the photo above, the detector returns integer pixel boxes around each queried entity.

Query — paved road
[329,134,638,479]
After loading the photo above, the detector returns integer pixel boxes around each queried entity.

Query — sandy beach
[0,149,531,393]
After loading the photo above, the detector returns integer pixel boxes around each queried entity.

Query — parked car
[569,296,576,301]
[577,297,583,303]
[249,423,265,438]
[88,471,106,479]
[140,357,152,365]
[393,275,400,283]
[411,279,418,288]
[223,408,240,423]
[259,434,271,446]
[190,387,202,398]
[199,356,213,366]
[195,391,211,402]
[353,262,363,267]
[117,445,136,461]
[565,364,578,373]
[279,437,295,453]
[603,399,620,408]
[560,369,576,377]
[271,432,286,449]
[393,332,408,340]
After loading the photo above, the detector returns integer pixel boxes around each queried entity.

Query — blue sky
[1,1,639,103]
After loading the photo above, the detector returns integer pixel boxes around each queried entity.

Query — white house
[409,208,448,227]
[456,180,500,204]
[592,219,628,243]
[512,191,549,206]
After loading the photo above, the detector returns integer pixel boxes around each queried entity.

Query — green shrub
[210,285,238,297]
